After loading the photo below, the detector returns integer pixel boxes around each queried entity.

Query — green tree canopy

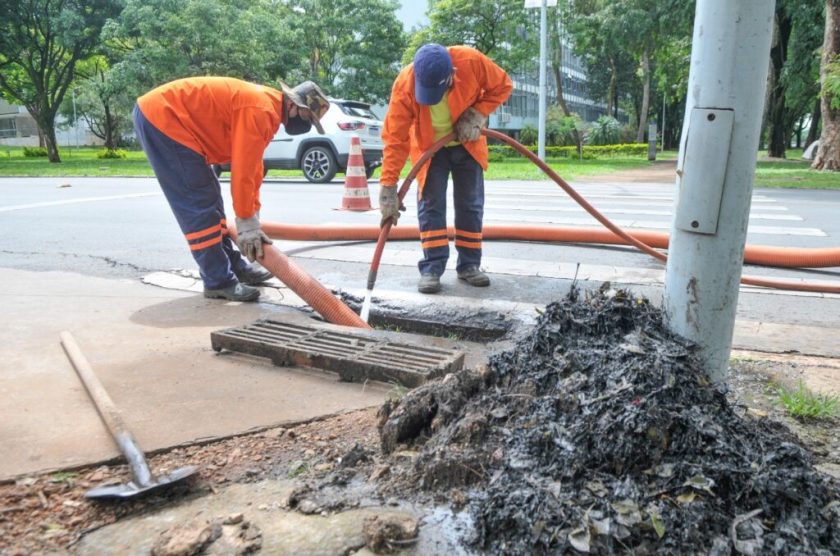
[0,0,123,161]
[405,0,539,72]
[286,0,406,103]
[59,56,135,149]
[104,0,303,93]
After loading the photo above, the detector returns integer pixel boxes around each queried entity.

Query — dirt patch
[0,410,380,555]
[574,160,677,183]
[377,286,840,553]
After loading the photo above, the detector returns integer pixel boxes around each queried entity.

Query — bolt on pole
[663,0,775,382]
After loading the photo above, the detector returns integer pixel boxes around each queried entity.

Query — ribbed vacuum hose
[247,130,837,319]
[262,129,840,293]
[482,129,840,294]
[227,226,370,329]
[259,223,840,270]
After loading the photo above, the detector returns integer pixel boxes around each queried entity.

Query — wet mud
[376,286,840,554]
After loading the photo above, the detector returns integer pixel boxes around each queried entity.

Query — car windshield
[337,102,379,120]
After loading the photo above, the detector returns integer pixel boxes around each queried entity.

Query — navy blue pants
[417,145,484,276]
[133,105,246,290]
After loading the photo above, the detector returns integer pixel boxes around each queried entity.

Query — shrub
[586,116,622,145]
[97,148,128,159]
[488,142,647,160]
[23,147,48,157]
[487,150,505,163]
[546,108,583,147]
[519,124,538,146]
[620,123,638,144]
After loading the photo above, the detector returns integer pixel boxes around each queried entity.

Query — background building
[0,99,102,147]
[0,99,39,146]
[490,37,615,138]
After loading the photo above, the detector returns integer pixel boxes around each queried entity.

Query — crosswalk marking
[393,186,822,238]
[479,204,800,220]
[392,213,825,236]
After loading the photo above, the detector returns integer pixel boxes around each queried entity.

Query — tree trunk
[607,57,617,117]
[794,116,803,148]
[29,108,61,162]
[636,50,651,143]
[104,105,116,150]
[550,14,582,155]
[767,9,793,158]
[804,97,822,149]
[812,0,840,170]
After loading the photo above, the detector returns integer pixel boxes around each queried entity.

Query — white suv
[214,98,384,183]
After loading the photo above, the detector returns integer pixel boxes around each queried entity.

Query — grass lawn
[483,157,656,181]
[753,151,840,189]
[0,147,153,176]
[1,145,837,189]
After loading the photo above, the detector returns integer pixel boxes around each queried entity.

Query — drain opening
[211,320,466,388]
[366,313,507,343]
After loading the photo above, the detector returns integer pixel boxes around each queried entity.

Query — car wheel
[301,146,337,183]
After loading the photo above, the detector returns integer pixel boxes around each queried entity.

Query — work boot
[457,266,490,287]
[235,264,273,285]
[417,273,441,294]
[203,282,261,302]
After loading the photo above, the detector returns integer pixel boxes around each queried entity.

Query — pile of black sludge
[377,287,840,554]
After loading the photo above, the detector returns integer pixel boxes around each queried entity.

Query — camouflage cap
[279,80,330,135]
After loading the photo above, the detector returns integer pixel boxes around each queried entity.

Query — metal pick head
[84,466,198,500]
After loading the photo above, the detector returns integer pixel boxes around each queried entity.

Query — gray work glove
[235,215,273,262]
[454,107,487,143]
[378,184,405,227]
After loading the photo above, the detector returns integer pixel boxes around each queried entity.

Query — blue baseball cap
[413,44,453,105]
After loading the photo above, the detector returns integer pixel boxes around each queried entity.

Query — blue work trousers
[133,105,246,290]
[417,145,484,276]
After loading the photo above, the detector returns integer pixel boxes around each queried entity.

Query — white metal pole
[538,0,547,160]
[663,0,775,382]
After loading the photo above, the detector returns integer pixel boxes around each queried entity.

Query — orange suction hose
[482,129,840,294]
[227,226,370,329]
[287,130,837,296]
[260,222,840,270]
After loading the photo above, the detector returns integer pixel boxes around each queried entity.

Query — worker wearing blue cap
[380,44,512,294]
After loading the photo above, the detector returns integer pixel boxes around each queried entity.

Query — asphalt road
[1,176,839,329]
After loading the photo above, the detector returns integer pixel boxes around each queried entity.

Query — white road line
[394,212,825,236]
[405,198,785,208]
[481,198,787,209]
[0,192,162,212]
[479,204,800,220]
[485,191,779,202]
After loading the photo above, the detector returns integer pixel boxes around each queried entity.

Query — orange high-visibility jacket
[380,46,512,195]
[137,77,284,219]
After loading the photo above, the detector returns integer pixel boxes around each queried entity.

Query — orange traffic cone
[339,135,373,211]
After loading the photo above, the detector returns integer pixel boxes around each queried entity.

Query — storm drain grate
[211,320,465,387]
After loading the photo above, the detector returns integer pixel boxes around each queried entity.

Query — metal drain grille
[211,320,465,387]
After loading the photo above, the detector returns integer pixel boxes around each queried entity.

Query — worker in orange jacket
[133,77,329,301]
[379,44,512,294]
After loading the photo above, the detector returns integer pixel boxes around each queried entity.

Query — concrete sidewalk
[0,268,396,481]
[2,265,838,482]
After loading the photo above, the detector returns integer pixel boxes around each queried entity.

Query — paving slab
[0,268,391,481]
